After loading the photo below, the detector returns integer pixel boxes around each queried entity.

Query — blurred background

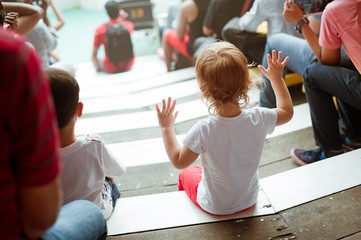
[48,0,177,64]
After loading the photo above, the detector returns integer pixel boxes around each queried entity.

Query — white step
[107,103,311,167]
[107,149,361,235]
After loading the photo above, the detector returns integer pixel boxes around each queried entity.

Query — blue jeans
[259,33,316,108]
[42,200,107,240]
[303,56,361,152]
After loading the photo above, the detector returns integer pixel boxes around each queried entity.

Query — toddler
[156,41,293,215]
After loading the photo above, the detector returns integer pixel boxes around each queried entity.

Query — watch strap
[294,17,309,34]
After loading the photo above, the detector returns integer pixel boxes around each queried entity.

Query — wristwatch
[294,17,309,34]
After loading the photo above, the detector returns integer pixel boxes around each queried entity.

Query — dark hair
[105,0,119,19]
[0,2,5,26]
[47,68,80,128]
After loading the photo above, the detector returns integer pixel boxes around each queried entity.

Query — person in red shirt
[0,27,107,240]
[92,0,135,73]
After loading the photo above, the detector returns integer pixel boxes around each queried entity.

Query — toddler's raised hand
[258,50,289,82]
[156,97,179,128]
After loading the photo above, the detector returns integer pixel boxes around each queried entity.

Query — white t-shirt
[60,134,126,218]
[183,107,277,215]
[238,0,298,38]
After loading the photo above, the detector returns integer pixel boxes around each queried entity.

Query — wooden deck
[73,56,361,240]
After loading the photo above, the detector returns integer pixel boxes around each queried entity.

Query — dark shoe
[341,134,361,151]
[290,148,326,166]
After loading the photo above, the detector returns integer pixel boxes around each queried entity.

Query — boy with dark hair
[92,0,135,73]
[47,68,126,219]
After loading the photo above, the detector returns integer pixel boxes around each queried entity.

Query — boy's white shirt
[183,107,277,215]
[60,134,126,218]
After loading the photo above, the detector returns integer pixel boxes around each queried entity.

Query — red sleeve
[93,24,107,48]
[124,21,134,34]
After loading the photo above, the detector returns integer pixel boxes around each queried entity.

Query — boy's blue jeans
[303,57,361,152]
[42,200,107,240]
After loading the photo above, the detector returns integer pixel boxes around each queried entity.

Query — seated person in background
[282,0,361,164]
[92,0,134,74]
[47,68,126,219]
[156,0,184,59]
[17,0,58,68]
[202,0,253,39]
[0,27,107,240]
[259,15,322,108]
[2,0,42,35]
[221,0,302,64]
[191,0,253,60]
[162,0,210,72]
[156,42,293,215]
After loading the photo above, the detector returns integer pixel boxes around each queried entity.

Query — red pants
[178,166,203,209]
[165,29,192,61]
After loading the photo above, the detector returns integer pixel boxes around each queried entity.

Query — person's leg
[163,29,175,72]
[259,33,316,108]
[178,166,203,209]
[334,56,361,147]
[292,61,361,165]
[163,29,192,72]
[42,200,107,240]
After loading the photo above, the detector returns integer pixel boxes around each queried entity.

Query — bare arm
[18,176,62,239]
[177,1,197,39]
[283,1,340,65]
[49,0,64,31]
[258,50,293,126]
[156,98,199,169]
[92,47,101,72]
[3,2,43,35]
[241,0,253,16]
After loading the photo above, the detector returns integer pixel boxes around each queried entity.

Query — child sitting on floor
[156,41,293,215]
[47,68,126,219]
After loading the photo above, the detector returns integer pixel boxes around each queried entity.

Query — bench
[106,148,361,236]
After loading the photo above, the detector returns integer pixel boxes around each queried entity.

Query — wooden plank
[106,189,275,236]
[107,186,361,240]
[107,214,290,240]
[280,185,361,240]
[260,149,361,212]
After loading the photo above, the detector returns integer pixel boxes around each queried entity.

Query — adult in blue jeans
[259,15,321,108]
[282,0,361,165]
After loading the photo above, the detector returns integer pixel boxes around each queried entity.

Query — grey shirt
[26,20,57,68]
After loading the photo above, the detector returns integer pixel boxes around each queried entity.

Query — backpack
[105,22,134,63]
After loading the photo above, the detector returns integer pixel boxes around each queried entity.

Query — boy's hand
[156,97,179,128]
[258,50,289,82]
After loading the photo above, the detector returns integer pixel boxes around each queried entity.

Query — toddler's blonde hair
[195,41,252,115]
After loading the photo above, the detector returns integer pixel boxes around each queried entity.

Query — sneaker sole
[342,143,359,152]
[290,149,307,166]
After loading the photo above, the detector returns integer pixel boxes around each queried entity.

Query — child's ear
[199,86,205,92]
[76,101,83,117]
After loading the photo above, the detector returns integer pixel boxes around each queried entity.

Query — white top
[238,0,298,37]
[183,107,277,215]
[60,134,126,218]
